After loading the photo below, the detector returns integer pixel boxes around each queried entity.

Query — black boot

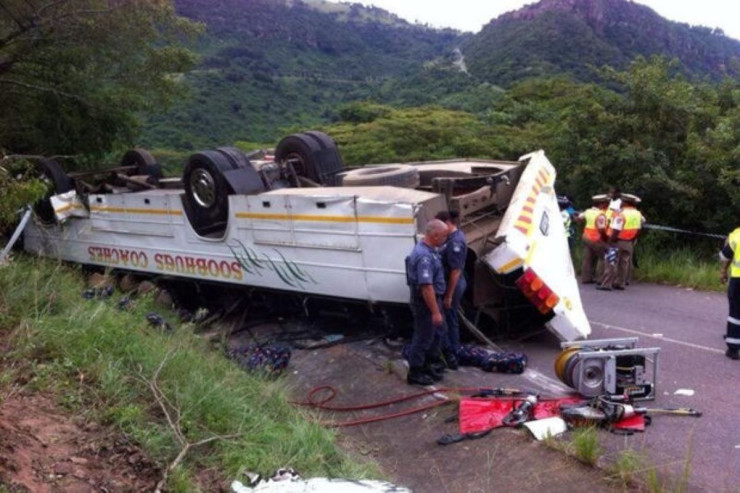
[407,366,435,386]
[444,352,459,370]
[726,348,739,360]
[424,362,444,381]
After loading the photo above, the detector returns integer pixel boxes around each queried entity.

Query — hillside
[140,0,468,148]
[463,0,740,86]
[139,0,740,149]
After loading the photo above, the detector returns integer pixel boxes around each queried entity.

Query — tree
[326,103,494,165]
[0,0,201,160]
[487,57,740,234]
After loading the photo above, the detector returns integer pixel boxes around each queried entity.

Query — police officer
[435,210,467,370]
[613,194,644,290]
[598,194,643,290]
[405,219,448,385]
[720,221,740,360]
[577,195,609,284]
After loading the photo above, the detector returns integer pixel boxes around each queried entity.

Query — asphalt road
[499,282,740,492]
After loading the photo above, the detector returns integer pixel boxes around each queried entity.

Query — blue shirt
[440,229,467,275]
[406,241,446,295]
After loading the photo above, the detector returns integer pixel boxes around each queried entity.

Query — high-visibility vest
[617,208,643,241]
[582,207,605,242]
[728,228,740,278]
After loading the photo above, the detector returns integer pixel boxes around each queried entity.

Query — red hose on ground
[291,385,568,428]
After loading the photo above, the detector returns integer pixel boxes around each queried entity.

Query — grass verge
[571,234,724,292]
[0,257,377,490]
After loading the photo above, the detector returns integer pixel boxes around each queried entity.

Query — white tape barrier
[643,223,726,240]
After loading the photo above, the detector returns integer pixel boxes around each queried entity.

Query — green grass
[569,426,603,466]
[0,257,376,490]
[571,235,724,292]
[631,245,720,291]
[644,430,694,493]
[607,448,645,489]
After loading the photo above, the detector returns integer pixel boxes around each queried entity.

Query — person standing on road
[435,210,467,370]
[577,195,609,284]
[598,194,643,291]
[613,194,644,290]
[720,222,740,360]
[404,219,449,385]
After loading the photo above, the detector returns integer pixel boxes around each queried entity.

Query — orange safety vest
[582,207,605,242]
[617,207,643,241]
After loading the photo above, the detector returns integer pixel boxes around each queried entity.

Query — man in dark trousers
[598,194,643,290]
[577,194,609,284]
[405,219,449,385]
[720,221,740,360]
[435,210,467,370]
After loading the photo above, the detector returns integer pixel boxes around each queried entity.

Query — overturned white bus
[21,131,590,341]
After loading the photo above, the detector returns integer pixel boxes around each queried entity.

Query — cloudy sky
[329,0,740,40]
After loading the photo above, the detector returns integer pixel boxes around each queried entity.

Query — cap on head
[434,210,460,224]
[621,193,641,205]
[591,194,609,204]
[435,210,451,222]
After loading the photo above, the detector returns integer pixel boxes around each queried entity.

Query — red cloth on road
[458,397,584,434]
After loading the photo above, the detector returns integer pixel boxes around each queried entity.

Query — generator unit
[555,337,660,401]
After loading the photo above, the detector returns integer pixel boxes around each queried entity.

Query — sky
[331,0,740,41]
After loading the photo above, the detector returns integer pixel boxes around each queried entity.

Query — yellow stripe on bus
[90,206,182,216]
[235,212,414,224]
[498,257,523,273]
[53,204,86,213]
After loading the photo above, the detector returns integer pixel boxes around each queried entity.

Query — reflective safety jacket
[617,207,643,241]
[728,228,740,278]
[582,207,606,242]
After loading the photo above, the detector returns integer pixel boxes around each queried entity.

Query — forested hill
[141,0,465,148]
[141,0,740,149]
[464,0,740,86]
[175,0,463,80]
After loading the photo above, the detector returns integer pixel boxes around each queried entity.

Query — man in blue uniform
[435,210,467,370]
[405,219,449,385]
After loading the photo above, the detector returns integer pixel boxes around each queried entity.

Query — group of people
[404,211,467,386]
[402,190,740,377]
[578,188,645,291]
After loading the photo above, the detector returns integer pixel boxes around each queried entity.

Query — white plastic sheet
[231,477,412,493]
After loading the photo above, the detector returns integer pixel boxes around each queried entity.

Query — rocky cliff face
[464,0,740,86]
[501,0,636,28]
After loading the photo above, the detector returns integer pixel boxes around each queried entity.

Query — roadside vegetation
[544,426,694,492]
[631,242,722,292]
[572,231,725,292]
[0,256,375,490]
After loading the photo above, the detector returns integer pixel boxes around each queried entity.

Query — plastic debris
[455,346,527,374]
[230,467,411,492]
[82,285,114,300]
[674,389,695,396]
[145,312,173,332]
[117,296,133,311]
[226,344,291,375]
[523,416,567,440]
